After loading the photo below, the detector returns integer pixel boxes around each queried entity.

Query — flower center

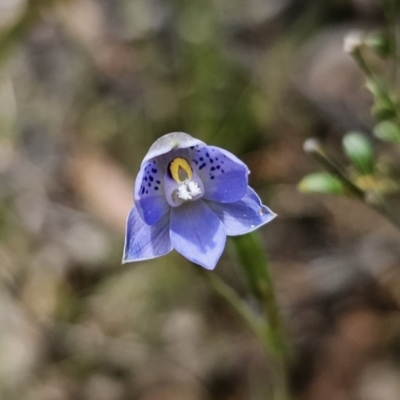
[168,157,202,202]
[169,157,192,183]
[176,179,202,200]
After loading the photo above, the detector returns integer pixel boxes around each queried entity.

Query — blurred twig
[304,138,400,232]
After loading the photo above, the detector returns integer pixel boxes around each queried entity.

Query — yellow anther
[169,157,192,183]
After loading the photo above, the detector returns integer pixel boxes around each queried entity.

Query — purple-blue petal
[192,146,248,203]
[123,206,172,263]
[170,200,226,270]
[134,160,170,225]
[206,187,276,236]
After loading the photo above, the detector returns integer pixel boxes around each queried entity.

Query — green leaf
[298,172,345,195]
[342,132,374,175]
[373,120,400,143]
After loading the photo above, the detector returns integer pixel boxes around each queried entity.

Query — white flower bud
[343,30,365,54]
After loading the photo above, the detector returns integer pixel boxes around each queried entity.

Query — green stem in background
[353,46,398,112]
[352,43,400,136]
[304,138,400,232]
[232,233,291,400]
[303,139,365,199]
[381,0,399,87]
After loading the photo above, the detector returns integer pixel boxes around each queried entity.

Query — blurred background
[1,0,400,399]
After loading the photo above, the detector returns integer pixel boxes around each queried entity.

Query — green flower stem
[305,138,400,232]
[232,233,291,400]
[200,268,289,400]
[232,234,288,357]
[197,233,291,400]
[198,269,270,350]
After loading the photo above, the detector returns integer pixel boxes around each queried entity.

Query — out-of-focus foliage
[342,131,375,175]
[1,0,400,400]
[299,172,345,195]
[374,120,400,142]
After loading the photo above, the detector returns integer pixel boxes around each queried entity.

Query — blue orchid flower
[123,132,276,270]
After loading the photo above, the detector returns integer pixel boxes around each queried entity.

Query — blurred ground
[0,0,400,399]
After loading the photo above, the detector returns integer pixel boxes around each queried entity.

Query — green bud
[298,172,345,195]
[342,132,374,175]
[373,120,400,142]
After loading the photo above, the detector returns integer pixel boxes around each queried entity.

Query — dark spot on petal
[149,176,154,182]
[216,165,220,169]
[144,177,148,181]
[152,168,157,173]
[210,176,215,179]
[148,183,151,187]
[156,180,161,184]
[190,146,194,149]
[146,190,148,194]
[211,167,215,171]
[141,187,145,194]
[206,152,210,157]
[155,186,159,190]
[209,158,214,163]
[199,163,206,170]
[221,169,225,173]
[199,157,204,161]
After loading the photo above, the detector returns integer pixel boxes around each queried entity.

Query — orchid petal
[206,187,276,236]
[192,146,248,203]
[134,160,170,225]
[170,201,226,270]
[142,132,205,166]
[123,206,172,263]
